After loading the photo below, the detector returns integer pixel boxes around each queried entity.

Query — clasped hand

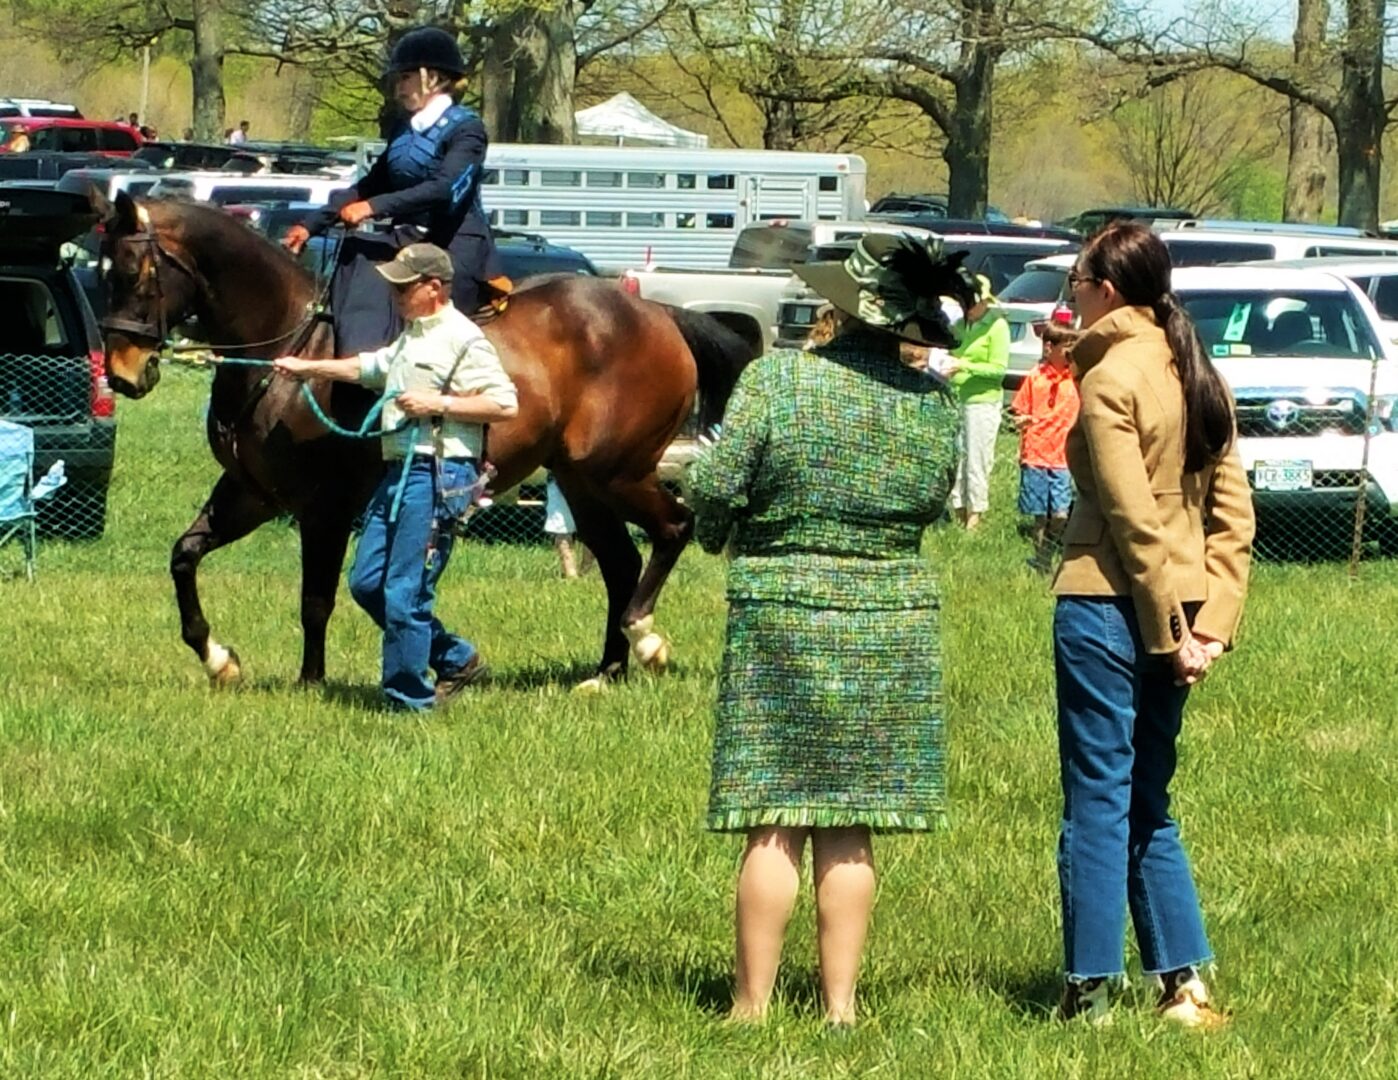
[1171,634,1225,687]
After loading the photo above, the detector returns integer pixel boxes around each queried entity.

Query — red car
[0,118,142,156]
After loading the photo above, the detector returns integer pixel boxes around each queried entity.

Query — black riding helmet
[383,26,467,79]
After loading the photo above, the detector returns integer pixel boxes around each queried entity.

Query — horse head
[91,189,206,399]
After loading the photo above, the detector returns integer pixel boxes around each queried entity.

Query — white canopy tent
[574,92,709,148]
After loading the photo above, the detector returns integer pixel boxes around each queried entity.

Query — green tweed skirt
[707,598,946,832]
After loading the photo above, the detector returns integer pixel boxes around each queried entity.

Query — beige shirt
[357,302,517,461]
[1053,305,1256,653]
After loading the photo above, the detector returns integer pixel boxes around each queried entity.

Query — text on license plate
[1253,460,1313,491]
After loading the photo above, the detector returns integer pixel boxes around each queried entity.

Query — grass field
[2,365,1397,1077]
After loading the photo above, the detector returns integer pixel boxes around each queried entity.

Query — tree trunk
[761,0,803,150]
[190,0,226,143]
[944,44,994,218]
[482,3,578,143]
[1335,0,1384,230]
[1284,0,1330,222]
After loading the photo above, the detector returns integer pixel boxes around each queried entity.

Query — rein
[187,355,411,440]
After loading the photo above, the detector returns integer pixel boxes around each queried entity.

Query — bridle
[99,215,321,353]
[98,221,201,347]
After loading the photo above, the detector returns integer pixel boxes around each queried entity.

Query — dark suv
[0,187,115,538]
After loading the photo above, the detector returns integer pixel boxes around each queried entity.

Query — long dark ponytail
[1080,223,1234,472]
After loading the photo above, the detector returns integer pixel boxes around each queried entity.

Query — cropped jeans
[349,455,477,711]
[1053,596,1212,980]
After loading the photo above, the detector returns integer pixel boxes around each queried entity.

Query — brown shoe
[434,653,489,704]
[1157,969,1230,1030]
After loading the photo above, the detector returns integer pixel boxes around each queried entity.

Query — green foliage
[2,365,1398,1074]
[1226,157,1286,221]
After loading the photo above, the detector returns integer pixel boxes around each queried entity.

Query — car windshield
[999,267,1067,304]
[1164,239,1276,266]
[1179,290,1382,360]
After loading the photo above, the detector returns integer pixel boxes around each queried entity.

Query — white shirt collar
[410,94,453,133]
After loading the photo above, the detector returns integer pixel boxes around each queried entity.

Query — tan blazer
[1053,305,1256,654]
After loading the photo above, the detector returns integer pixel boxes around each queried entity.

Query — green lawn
[2,366,1397,1077]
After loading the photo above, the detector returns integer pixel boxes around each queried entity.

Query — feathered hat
[793,232,979,347]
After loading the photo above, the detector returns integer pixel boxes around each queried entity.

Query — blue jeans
[349,456,477,711]
[1053,596,1212,979]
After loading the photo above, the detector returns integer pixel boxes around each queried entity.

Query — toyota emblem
[1266,400,1300,430]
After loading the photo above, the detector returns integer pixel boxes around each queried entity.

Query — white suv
[1173,266,1398,550]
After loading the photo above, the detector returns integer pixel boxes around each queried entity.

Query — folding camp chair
[0,419,66,581]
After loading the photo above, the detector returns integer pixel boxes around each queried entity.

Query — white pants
[951,402,1002,513]
[544,475,576,536]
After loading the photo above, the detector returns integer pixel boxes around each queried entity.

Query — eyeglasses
[1067,270,1100,290]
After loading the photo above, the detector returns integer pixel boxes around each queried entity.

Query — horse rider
[282,25,503,356]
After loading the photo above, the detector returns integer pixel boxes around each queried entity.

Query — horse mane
[147,197,316,288]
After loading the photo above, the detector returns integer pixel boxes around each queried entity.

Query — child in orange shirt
[1011,323,1081,571]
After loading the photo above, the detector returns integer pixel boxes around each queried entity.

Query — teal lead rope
[191,353,419,520]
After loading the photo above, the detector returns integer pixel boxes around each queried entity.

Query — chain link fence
[0,352,114,547]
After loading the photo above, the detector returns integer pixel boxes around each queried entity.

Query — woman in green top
[944,274,1010,529]
[687,234,972,1026]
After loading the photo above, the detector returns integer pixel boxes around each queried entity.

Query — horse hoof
[573,675,608,694]
[623,615,668,671]
[633,633,669,671]
[204,640,243,689]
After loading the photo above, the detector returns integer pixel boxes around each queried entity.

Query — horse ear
[108,190,144,235]
[87,183,112,222]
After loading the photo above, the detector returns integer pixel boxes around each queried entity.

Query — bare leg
[171,474,275,686]
[554,534,579,579]
[812,826,876,1026]
[732,826,808,1021]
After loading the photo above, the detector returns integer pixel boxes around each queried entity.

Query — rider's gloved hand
[282,225,310,254]
[338,201,375,226]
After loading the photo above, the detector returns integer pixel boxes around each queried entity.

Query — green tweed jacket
[688,330,960,607]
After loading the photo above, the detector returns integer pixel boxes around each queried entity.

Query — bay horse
[92,190,754,690]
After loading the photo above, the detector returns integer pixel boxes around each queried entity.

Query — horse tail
[661,305,760,432]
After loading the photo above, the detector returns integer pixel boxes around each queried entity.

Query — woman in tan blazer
[1052,223,1255,1027]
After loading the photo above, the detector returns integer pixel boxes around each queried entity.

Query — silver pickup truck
[619,219,944,356]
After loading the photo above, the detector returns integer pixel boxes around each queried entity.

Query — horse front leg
[172,473,275,688]
[297,513,354,685]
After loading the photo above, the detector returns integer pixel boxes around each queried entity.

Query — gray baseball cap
[375,242,455,285]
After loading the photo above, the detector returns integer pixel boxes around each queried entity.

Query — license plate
[1253,460,1313,491]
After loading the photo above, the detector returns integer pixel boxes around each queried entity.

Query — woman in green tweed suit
[687,233,972,1026]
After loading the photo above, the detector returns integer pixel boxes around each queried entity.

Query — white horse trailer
[351,140,868,271]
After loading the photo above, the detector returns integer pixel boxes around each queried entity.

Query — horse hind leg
[610,474,695,673]
[551,474,642,691]
[172,474,275,688]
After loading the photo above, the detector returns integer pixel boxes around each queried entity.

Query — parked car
[868,213,1078,244]
[625,218,947,355]
[774,231,1078,349]
[1157,222,1398,265]
[1058,205,1195,234]
[997,252,1077,391]
[0,98,82,119]
[1172,265,1398,552]
[0,187,115,538]
[54,166,161,203]
[0,119,141,156]
[147,171,349,207]
[1245,256,1398,345]
[868,192,1011,223]
[0,152,136,182]
[134,141,356,176]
